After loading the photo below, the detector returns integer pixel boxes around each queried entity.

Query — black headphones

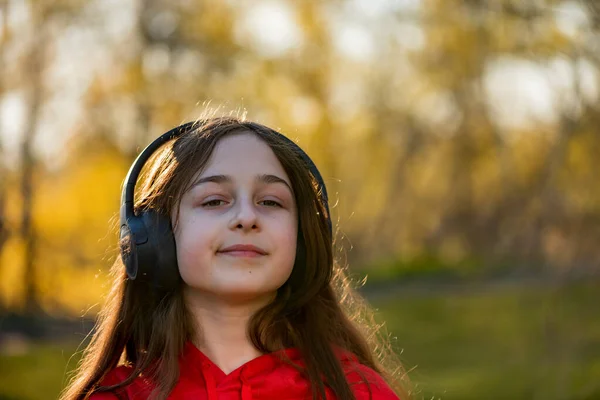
[119,120,332,291]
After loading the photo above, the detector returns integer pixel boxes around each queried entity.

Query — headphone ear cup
[120,211,179,291]
[280,231,307,313]
[294,232,306,273]
[288,230,306,291]
[138,210,180,291]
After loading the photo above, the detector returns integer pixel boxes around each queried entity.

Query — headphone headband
[120,122,197,224]
[119,120,332,236]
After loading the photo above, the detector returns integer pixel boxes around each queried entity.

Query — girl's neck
[183,287,275,374]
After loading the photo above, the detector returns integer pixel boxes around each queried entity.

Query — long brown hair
[60,116,412,400]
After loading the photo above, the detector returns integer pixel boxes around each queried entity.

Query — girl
[60,117,411,400]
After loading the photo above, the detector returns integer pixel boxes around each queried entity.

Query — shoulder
[344,361,401,400]
[89,393,120,400]
[88,366,137,400]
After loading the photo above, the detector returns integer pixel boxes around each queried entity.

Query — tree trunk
[0,0,10,258]
[20,3,48,315]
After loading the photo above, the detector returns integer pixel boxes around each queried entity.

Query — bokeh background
[1,0,599,399]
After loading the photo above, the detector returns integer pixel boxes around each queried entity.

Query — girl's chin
[182,284,278,303]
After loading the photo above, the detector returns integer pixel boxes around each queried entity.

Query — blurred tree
[1,0,600,313]
[19,0,49,315]
[0,0,9,262]
[0,0,88,312]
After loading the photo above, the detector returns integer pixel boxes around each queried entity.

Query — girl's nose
[228,197,259,232]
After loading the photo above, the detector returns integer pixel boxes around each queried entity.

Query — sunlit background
[1,0,599,399]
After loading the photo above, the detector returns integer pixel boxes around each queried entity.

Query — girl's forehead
[212,134,276,165]
[192,133,292,184]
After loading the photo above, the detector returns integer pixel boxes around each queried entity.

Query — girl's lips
[218,250,265,258]
[218,244,267,255]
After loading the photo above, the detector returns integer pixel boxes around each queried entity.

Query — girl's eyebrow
[192,174,293,193]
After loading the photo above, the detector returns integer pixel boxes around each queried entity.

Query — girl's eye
[260,199,282,207]
[202,199,226,207]
[200,199,282,208]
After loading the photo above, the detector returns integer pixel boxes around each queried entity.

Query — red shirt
[90,342,399,399]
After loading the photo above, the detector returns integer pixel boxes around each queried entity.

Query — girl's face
[173,133,298,302]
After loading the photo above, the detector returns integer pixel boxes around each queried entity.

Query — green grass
[353,255,487,283]
[0,339,84,400]
[376,281,600,400]
[1,281,599,400]
[353,254,531,284]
